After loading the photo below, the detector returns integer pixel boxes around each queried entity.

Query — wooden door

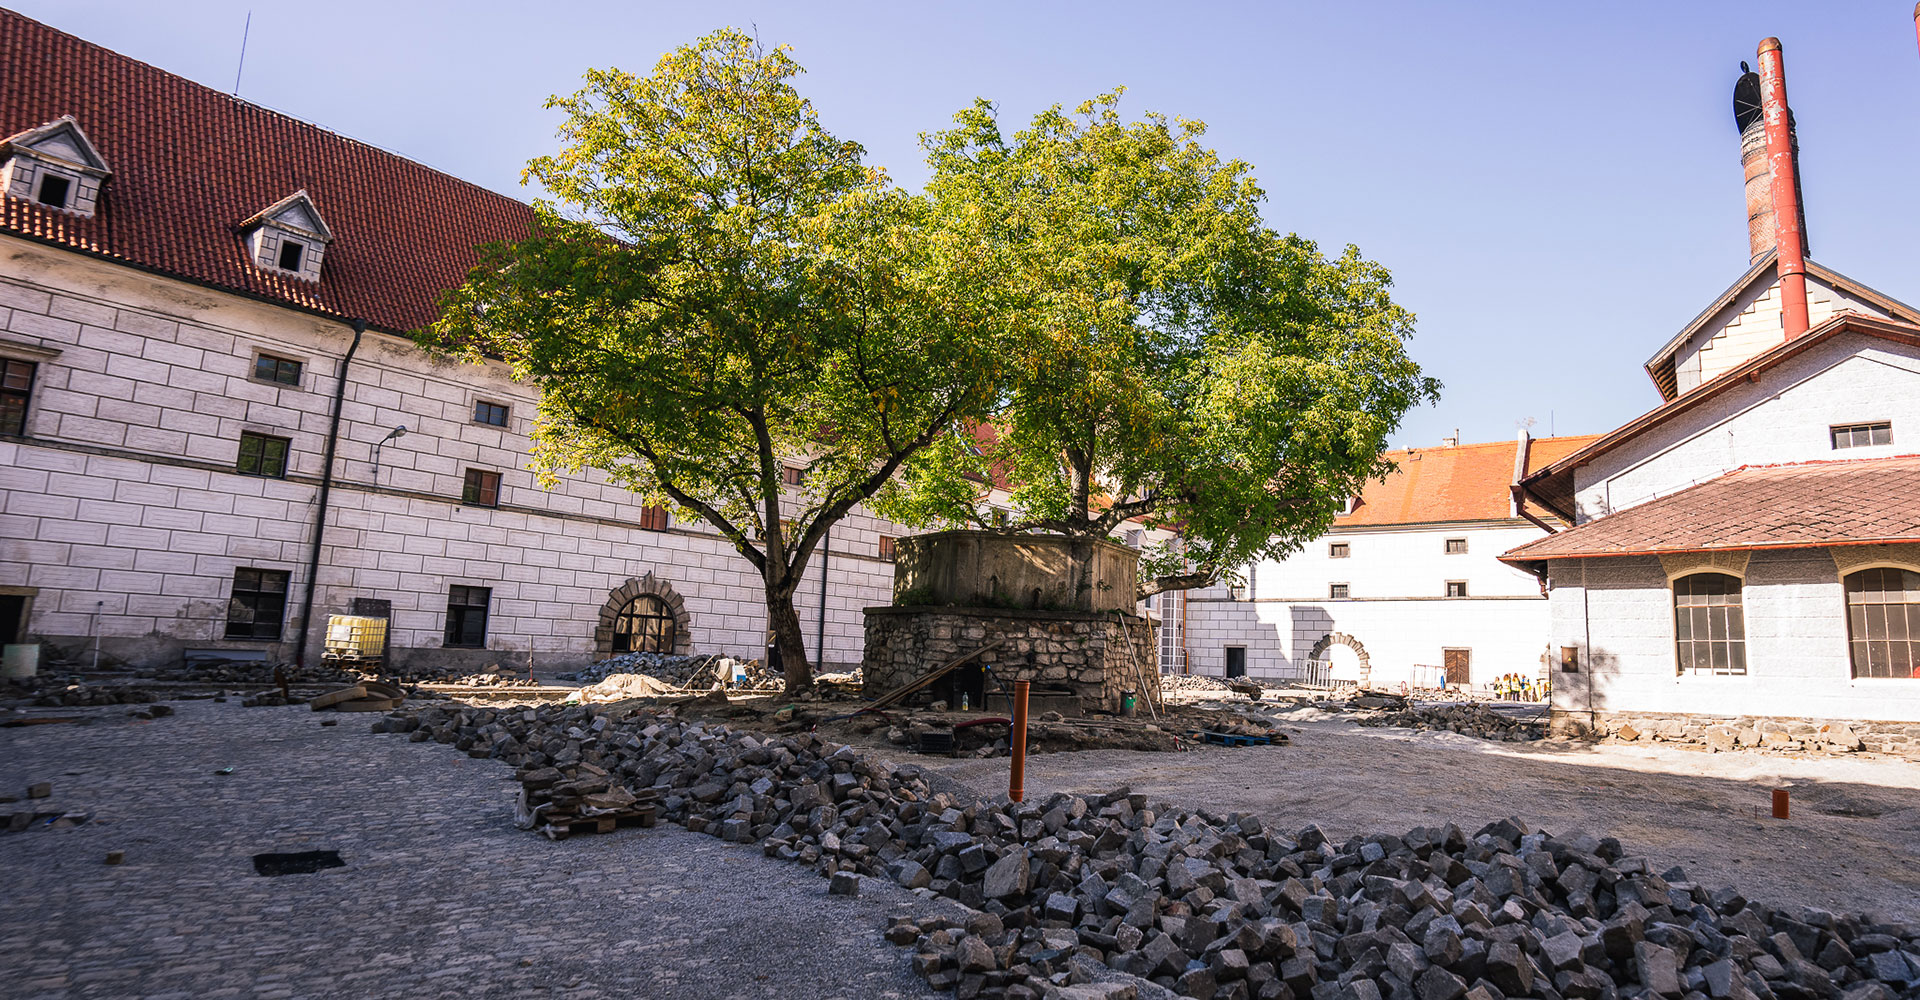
[1443,648,1470,687]
[1224,646,1247,678]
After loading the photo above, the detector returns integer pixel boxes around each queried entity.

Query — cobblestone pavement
[0,700,948,1000]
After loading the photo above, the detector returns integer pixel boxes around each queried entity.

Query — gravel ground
[920,713,1920,923]
[0,700,949,1000]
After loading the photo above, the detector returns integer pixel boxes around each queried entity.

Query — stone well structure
[861,531,1159,714]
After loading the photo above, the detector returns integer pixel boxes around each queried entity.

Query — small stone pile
[368,702,1919,1000]
[1603,719,1873,756]
[1162,675,1236,695]
[18,682,161,708]
[1357,705,1545,743]
[441,672,541,688]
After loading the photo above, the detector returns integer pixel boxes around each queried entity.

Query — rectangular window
[0,358,35,436]
[1831,421,1892,449]
[236,432,291,478]
[1124,529,1142,548]
[1559,645,1581,674]
[277,238,305,272]
[473,400,510,427]
[1228,582,1249,601]
[782,465,805,486]
[1328,583,1350,599]
[1328,542,1350,559]
[1674,572,1746,676]
[253,354,302,386]
[878,534,897,559]
[1445,538,1468,555]
[444,585,491,648]
[36,174,69,209]
[224,568,290,641]
[1445,580,1469,598]
[638,505,669,531]
[462,468,500,507]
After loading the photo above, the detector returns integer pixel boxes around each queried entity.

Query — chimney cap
[1758,37,1782,54]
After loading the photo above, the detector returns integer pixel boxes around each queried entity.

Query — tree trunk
[767,590,815,692]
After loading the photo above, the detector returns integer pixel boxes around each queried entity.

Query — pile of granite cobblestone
[369,700,1920,1000]
[1355,706,1545,744]
[558,650,783,690]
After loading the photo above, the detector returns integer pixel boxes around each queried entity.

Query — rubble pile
[513,762,661,838]
[439,672,541,688]
[1162,675,1237,695]
[1357,705,1545,743]
[368,702,1918,1000]
[10,681,162,708]
[146,660,361,687]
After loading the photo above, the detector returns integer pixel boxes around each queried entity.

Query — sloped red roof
[0,10,534,333]
[1336,434,1601,528]
[1501,455,1920,562]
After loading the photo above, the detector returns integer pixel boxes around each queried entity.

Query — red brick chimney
[1757,37,1810,340]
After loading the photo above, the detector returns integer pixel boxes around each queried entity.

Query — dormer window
[1,116,111,218]
[241,190,332,282]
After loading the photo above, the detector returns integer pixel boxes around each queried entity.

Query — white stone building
[1181,432,1594,689]
[1502,47,1920,732]
[0,13,926,673]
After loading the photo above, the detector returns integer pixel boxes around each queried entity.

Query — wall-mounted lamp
[371,424,408,484]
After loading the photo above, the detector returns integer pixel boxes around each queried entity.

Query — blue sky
[17,1,1920,449]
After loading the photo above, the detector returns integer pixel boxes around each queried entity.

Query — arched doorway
[1307,631,1372,688]
[593,573,693,659]
[612,594,677,654]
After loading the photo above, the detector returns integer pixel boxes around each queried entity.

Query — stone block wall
[861,606,1158,714]
[1551,708,1920,759]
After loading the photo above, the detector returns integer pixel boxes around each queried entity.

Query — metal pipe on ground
[1009,680,1029,803]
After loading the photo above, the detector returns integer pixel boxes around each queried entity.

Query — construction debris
[1357,704,1546,743]
[369,703,1920,1000]
[513,762,661,839]
[5,680,161,707]
[308,681,405,714]
[574,672,675,702]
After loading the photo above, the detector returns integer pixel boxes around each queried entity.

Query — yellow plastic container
[322,615,388,663]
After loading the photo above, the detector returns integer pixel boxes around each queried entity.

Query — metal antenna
[233,11,252,95]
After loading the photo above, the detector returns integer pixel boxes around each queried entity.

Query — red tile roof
[0,10,534,334]
[1501,455,1920,563]
[1336,434,1601,528]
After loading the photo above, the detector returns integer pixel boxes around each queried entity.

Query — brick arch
[593,573,693,659]
[1307,631,1371,687]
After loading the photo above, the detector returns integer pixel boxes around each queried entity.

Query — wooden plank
[866,638,1006,713]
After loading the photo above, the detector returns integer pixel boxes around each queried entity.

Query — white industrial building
[1503,42,1920,730]
[1182,432,1594,690]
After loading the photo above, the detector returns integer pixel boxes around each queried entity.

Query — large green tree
[420,31,996,691]
[879,93,1439,596]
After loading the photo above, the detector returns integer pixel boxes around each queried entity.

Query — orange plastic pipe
[1757,38,1809,341]
[1009,680,1029,802]
[1772,788,1790,819]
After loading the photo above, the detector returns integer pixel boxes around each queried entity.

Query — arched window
[1844,567,1920,679]
[1673,573,1745,675]
[612,595,676,654]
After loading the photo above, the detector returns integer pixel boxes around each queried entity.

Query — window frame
[251,353,303,387]
[781,465,806,486]
[637,505,669,532]
[235,431,291,478]
[443,585,491,648]
[1328,583,1350,600]
[1445,537,1469,555]
[35,172,71,209]
[1842,566,1920,680]
[1830,421,1892,450]
[473,400,511,427]
[461,468,501,508]
[1671,572,1747,676]
[1445,580,1469,598]
[0,357,37,437]
[878,534,897,560]
[223,567,291,641]
[1328,542,1350,559]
